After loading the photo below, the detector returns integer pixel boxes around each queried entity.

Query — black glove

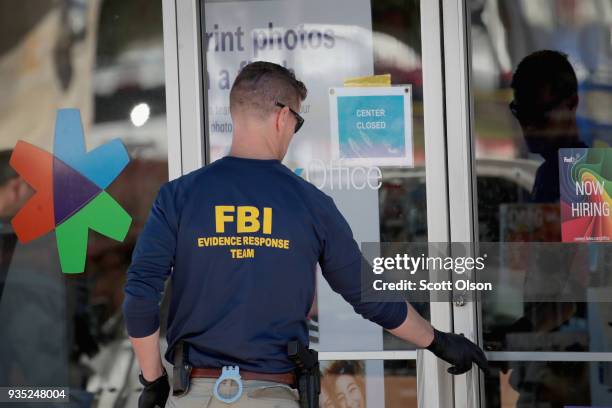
[426,329,489,375]
[138,368,170,408]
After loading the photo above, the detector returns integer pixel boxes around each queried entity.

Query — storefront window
[0,1,167,405]
[470,0,612,405]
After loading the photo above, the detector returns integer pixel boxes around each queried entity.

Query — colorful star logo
[10,109,132,273]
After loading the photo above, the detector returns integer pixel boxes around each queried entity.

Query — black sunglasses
[275,102,304,133]
[509,97,567,126]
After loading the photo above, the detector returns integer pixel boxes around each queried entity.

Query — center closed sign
[329,86,413,167]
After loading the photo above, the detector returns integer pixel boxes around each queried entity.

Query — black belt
[190,367,296,387]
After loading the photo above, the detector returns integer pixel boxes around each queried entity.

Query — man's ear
[275,107,289,132]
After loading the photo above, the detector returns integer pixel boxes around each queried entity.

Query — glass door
[450,0,612,406]
[165,0,456,406]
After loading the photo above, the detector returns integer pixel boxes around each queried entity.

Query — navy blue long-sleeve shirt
[123,156,407,373]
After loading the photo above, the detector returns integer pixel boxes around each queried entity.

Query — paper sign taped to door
[329,86,413,167]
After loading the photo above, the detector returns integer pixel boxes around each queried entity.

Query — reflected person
[0,149,98,407]
[0,150,70,406]
[498,50,591,406]
[510,49,587,203]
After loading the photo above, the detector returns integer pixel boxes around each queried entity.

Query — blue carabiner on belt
[213,366,243,404]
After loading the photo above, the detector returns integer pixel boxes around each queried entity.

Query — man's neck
[228,145,279,160]
[229,129,280,160]
[541,134,583,161]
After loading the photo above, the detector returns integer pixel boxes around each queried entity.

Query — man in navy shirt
[123,61,487,408]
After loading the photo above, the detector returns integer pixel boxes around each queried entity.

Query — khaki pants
[165,378,300,408]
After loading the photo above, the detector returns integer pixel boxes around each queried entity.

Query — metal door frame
[419,1,455,407]
[162,0,207,180]
[439,1,483,407]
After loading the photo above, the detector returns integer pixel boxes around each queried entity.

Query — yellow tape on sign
[343,74,391,87]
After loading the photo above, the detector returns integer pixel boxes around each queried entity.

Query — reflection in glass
[486,360,611,407]
[471,0,612,405]
[0,1,167,406]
